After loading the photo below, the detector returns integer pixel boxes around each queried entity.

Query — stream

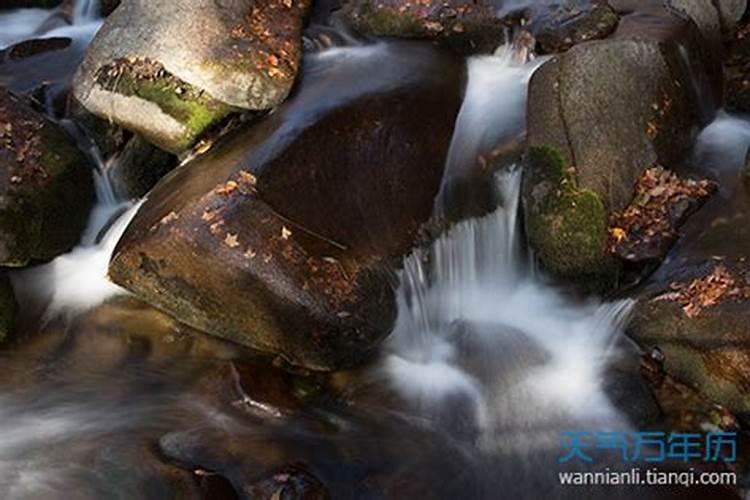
[0,1,747,499]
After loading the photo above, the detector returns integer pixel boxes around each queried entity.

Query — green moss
[96,60,234,152]
[354,2,427,36]
[0,274,16,343]
[524,145,616,289]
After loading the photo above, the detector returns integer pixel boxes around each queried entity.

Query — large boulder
[629,260,750,414]
[0,89,94,266]
[73,0,312,153]
[523,3,720,290]
[109,44,462,371]
[0,272,16,342]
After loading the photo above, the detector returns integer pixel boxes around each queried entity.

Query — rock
[665,0,723,49]
[109,135,176,199]
[109,44,462,371]
[607,166,716,263]
[715,0,748,31]
[244,465,330,500]
[0,37,81,115]
[0,272,16,342]
[73,0,312,153]
[628,260,750,413]
[530,1,620,54]
[725,20,750,114]
[524,5,719,290]
[0,89,94,266]
[339,0,507,53]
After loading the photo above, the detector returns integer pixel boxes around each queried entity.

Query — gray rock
[73,0,311,153]
[715,0,748,31]
[523,4,719,290]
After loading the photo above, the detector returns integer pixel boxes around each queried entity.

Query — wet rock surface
[73,0,311,153]
[607,166,716,264]
[0,36,85,115]
[109,45,462,371]
[0,272,16,342]
[629,261,750,413]
[0,89,93,266]
[523,2,721,291]
[528,0,620,54]
[340,0,507,53]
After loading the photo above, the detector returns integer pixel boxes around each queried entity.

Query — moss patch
[524,145,616,290]
[95,58,234,152]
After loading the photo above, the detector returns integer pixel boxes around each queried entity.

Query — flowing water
[0,3,730,498]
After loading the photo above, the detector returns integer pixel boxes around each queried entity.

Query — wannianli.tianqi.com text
[558,468,737,487]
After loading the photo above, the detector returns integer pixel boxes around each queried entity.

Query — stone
[530,0,620,54]
[523,4,720,290]
[0,272,16,342]
[73,0,312,153]
[0,89,94,266]
[109,44,462,371]
[339,0,507,53]
[629,260,750,413]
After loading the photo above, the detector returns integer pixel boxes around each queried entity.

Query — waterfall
[384,170,634,451]
[0,0,103,50]
[72,0,100,24]
[382,43,635,450]
[10,152,139,321]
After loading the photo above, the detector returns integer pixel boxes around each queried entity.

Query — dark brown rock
[109,45,462,371]
[0,89,94,266]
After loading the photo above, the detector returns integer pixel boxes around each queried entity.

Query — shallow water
[0,3,743,498]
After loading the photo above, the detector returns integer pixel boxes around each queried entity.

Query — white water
[10,159,138,321]
[384,44,634,447]
[385,170,634,447]
[693,110,750,183]
[437,45,546,210]
[0,0,102,50]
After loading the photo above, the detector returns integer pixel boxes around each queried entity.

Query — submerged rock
[523,4,719,291]
[109,45,462,371]
[0,89,94,266]
[0,272,16,342]
[73,0,312,153]
[340,0,507,53]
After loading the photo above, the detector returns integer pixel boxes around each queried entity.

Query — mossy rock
[629,298,750,413]
[340,0,507,54]
[93,58,234,153]
[73,0,310,153]
[523,145,618,291]
[0,273,16,343]
[0,90,94,266]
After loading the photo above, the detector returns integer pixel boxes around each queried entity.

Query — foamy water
[384,171,633,444]
[0,0,102,51]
